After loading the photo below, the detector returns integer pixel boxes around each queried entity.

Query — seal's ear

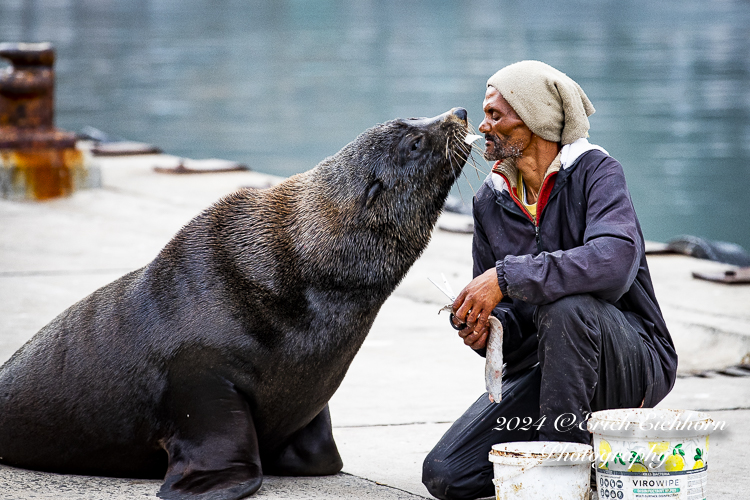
[365,180,383,208]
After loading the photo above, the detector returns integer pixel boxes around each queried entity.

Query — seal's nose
[451,107,468,122]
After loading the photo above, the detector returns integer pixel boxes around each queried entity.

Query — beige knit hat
[486,60,595,145]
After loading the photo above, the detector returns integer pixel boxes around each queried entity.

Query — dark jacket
[472,148,677,403]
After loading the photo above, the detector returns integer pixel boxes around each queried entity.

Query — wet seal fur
[0,109,470,499]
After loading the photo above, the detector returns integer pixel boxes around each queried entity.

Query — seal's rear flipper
[263,404,343,476]
[158,372,263,500]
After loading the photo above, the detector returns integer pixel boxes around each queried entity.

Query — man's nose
[478,118,489,133]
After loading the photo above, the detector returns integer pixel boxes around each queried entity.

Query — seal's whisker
[448,150,461,184]
[446,146,479,203]
[470,150,486,169]
[459,169,478,198]
[455,174,466,202]
[454,133,475,159]
[454,148,486,182]
[468,154,487,180]
[469,141,485,155]
[456,134,471,150]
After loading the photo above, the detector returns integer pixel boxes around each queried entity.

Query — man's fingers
[469,330,488,350]
[455,301,473,325]
[452,289,467,312]
[462,325,487,346]
[457,326,472,339]
[461,325,476,345]
[471,321,488,343]
[452,268,502,351]
[466,303,482,326]
[475,311,489,333]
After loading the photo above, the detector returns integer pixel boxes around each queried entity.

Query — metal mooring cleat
[0,42,97,200]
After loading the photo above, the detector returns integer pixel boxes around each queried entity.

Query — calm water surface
[2,0,749,249]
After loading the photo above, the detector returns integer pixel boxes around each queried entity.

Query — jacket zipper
[498,172,548,253]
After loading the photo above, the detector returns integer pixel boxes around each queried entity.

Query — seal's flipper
[263,404,343,476]
[159,471,261,500]
[158,372,262,500]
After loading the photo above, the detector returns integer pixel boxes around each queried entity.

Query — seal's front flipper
[158,372,262,500]
[263,404,343,476]
[160,469,261,500]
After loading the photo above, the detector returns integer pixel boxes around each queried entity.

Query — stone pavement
[1,151,749,498]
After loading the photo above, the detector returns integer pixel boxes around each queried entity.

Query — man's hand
[452,267,504,350]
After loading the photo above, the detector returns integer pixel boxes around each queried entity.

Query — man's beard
[483,133,524,162]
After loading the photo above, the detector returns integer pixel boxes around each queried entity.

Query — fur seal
[0,108,471,499]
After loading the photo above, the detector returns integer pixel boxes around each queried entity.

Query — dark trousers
[422,294,664,500]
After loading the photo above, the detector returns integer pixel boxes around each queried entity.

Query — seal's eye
[399,133,425,161]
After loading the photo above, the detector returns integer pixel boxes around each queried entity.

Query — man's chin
[485,147,523,162]
[484,150,504,162]
[483,145,500,162]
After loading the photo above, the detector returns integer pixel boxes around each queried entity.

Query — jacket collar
[486,138,607,195]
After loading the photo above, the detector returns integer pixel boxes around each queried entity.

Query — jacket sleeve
[472,192,536,359]
[499,156,642,305]
[472,195,497,280]
[470,195,494,357]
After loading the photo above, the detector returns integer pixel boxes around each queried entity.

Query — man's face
[478,87,533,162]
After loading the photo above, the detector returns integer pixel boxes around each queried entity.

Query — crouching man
[422,60,678,500]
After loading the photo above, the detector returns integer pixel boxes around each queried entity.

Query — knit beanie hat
[486,60,595,145]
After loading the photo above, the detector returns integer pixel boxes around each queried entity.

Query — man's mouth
[483,133,523,161]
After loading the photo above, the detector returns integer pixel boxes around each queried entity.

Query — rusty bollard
[0,42,97,200]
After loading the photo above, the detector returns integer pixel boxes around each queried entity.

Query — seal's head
[294,107,471,290]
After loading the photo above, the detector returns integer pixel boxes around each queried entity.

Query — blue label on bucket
[597,469,707,500]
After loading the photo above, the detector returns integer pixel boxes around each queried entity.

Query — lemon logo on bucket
[648,441,670,465]
[665,455,684,471]
[665,444,686,471]
[597,439,612,469]
[627,451,648,473]
[648,441,669,456]
[628,462,648,472]
[693,447,704,469]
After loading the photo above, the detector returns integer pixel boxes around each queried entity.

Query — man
[422,61,678,500]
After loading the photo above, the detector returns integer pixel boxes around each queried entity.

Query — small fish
[464,133,483,145]
[485,317,503,403]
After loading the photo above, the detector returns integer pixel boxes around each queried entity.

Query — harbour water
[1,0,748,249]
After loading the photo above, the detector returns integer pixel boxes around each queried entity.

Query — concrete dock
[1,149,749,499]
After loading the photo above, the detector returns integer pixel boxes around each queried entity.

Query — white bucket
[489,441,593,500]
[588,409,713,500]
